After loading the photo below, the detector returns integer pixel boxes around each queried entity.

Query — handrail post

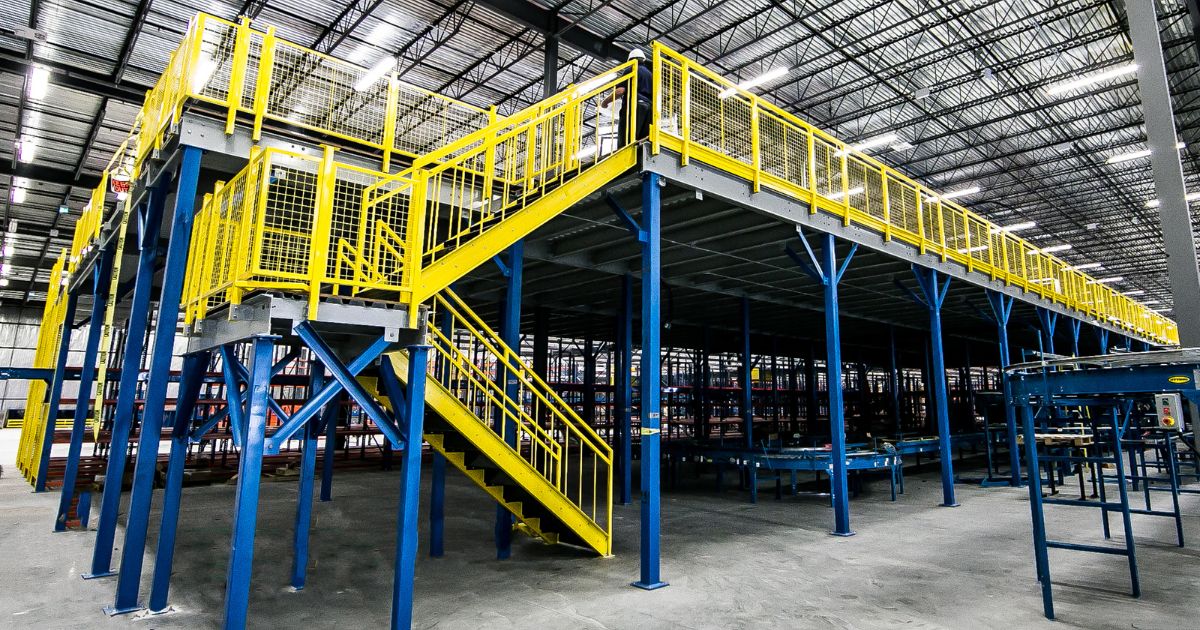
[402,173,429,322]
[750,97,761,193]
[651,49,662,155]
[881,169,892,241]
[915,188,926,255]
[806,129,817,213]
[381,73,400,172]
[308,146,337,319]
[225,17,252,135]
[680,61,691,165]
[251,26,277,141]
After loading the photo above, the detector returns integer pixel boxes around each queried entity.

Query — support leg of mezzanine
[87,186,167,579]
[494,241,523,561]
[912,266,958,508]
[54,247,114,530]
[222,336,278,630]
[428,311,454,558]
[389,345,431,630]
[108,144,205,616]
[617,273,634,505]
[985,290,1021,488]
[633,172,667,591]
[320,392,339,502]
[34,292,79,493]
[786,231,857,536]
[1020,403,1054,620]
[147,351,213,613]
[290,360,326,590]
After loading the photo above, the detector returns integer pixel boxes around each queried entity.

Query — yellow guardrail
[429,290,613,552]
[651,43,1177,345]
[16,251,70,482]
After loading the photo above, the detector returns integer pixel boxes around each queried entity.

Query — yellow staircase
[366,291,613,555]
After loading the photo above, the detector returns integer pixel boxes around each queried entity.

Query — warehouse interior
[3,0,1200,628]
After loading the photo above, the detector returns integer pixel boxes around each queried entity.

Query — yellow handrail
[16,251,70,482]
[428,290,612,551]
[651,42,1176,345]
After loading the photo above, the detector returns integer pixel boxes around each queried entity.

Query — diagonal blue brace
[605,193,647,242]
[912,264,958,507]
[1035,307,1058,356]
[1093,326,1110,355]
[55,246,114,530]
[266,335,393,452]
[293,322,405,449]
[220,345,249,448]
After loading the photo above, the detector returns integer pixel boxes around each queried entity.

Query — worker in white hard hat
[600,48,653,147]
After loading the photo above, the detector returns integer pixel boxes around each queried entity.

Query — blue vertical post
[1094,327,1110,355]
[912,265,958,507]
[88,188,166,579]
[429,312,453,558]
[888,326,901,436]
[633,172,667,590]
[986,290,1021,487]
[1019,402,1054,619]
[35,292,79,493]
[148,350,212,612]
[319,392,338,502]
[108,145,205,615]
[1069,319,1081,357]
[55,247,113,529]
[1035,307,1058,357]
[222,336,276,629]
[820,235,855,535]
[741,296,753,447]
[391,344,430,629]
[786,232,856,533]
[290,360,325,589]
[494,240,522,560]
[616,273,633,504]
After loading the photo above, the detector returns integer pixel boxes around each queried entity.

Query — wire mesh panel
[652,42,1176,344]
[15,252,69,481]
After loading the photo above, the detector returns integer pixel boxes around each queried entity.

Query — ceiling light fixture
[28,66,49,100]
[1046,63,1138,96]
[926,186,981,203]
[990,220,1035,234]
[1145,191,1200,208]
[837,133,899,156]
[1064,262,1103,271]
[355,57,395,91]
[1030,243,1072,255]
[1088,276,1124,284]
[16,136,36,164]
[1123,290,1145,296]
[718,67,790,99]
[1106,142,1184,164]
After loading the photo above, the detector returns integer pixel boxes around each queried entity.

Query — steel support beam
[617,273,633,505]
[494,241,522,560]
[986,290,1021,487]
[290,360,326,589]
[740,296,753,447]
[108,145,204,615]
[390,344,430,629]
[87,188,166,578]
[1127,0,1200,344]
[53,246,112,529]
[632,172,667,590]
[912,265,958,507]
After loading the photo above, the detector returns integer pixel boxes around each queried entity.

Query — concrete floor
[3,429,1199,629]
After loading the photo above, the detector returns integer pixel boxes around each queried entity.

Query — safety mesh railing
[652,43,1177,345]
[182,147,410,324]
[16,251,70,482]
[364,61,639,302]
[429,289,612,552]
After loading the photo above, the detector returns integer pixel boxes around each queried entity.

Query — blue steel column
[1036,307,1057,357]
[1019,402,1054,619]
[820,235,854,535]
[430,312,453,557]
[1094,327,1110,355]
[1069,319,1081,357]
[617,272,633,504]
[222,336,276,629]
[319,392,339,501]
[147,350,212,612]
[633,172,667,590]
[291,360,325,588]
[88,187,166,578]
[741,296,753,447]
[985,290,1021,487]
[912,266,958,507]
[888,326,901,435]
[54,247,113,529]
[391,344,430,629]
[108,145,204,615]
[494,241,522,560]
[35,292,79,493]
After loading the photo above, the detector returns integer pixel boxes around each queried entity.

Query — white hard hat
[627,49,646,61]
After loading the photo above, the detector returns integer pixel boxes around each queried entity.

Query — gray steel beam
[473,0,627,61]
[1127,0,1200,346]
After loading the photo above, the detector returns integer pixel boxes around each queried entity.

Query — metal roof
[2,0,1197,316]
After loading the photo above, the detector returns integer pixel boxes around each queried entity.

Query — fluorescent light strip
[989,220,1035,234]
[1123,290,1145,296]
[28,67,49,100]
[17,136,36,164]
[1064,262,1102,271]
[718,66,790,99]
[1088,276,1124,284]
[1107,142,1184,165]
[1141,300,1161,305]
[1145,191,1200,208]
[354,57,395,91]
[1046,63,1138,96]
[837,133,899,156]
[825,186,864,201]
[1029,244,1072,255]
[925,186,981,203]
